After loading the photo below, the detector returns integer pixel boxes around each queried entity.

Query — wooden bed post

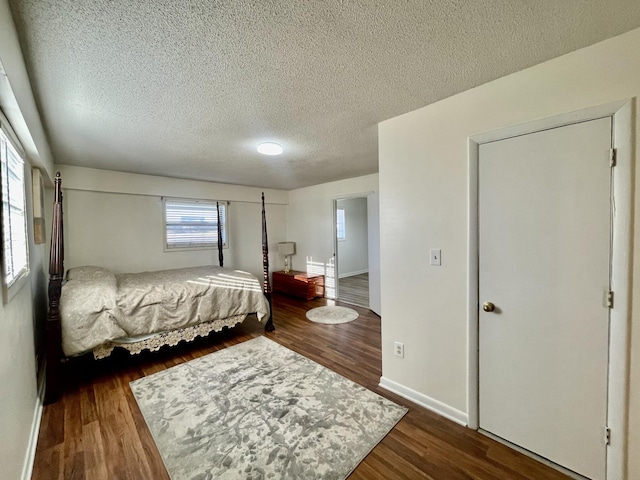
[45,172,64,404]
[216,201,223,267]
[262,193,275,332]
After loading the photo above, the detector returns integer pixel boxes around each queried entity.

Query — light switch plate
[430,249,441,266]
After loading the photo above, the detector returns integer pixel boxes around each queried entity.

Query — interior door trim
[466,99,634,479]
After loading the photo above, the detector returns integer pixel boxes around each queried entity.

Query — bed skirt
[92,314,248,359]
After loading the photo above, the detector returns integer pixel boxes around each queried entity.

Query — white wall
[0,1,52,478]
[337,197,368,277]
[54,165,288,280]
[379,27,640,477]
[0,282,40,480]
[287,174,378,277]
[0,161,46,480]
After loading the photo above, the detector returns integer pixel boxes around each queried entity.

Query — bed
[44,172,274,403]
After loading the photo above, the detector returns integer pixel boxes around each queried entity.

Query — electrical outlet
[394,341,404,358]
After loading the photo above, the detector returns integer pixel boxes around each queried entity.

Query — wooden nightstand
[272,270,325,300]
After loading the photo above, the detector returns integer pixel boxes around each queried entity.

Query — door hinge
[607,291,614,308]
[609,148,617,167]
[605,427,611,446]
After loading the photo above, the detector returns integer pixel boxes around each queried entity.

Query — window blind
[0,129,28,287]
[164,198,226,249]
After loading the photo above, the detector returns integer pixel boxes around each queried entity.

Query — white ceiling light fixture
[257,142,283,156]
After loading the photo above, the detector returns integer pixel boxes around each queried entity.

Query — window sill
[2,268,30,304]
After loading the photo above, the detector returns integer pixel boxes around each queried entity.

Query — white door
[367,192,381,315]
[478,118,611,480]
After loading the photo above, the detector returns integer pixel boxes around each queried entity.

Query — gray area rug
[131,336,407,480]
[305,306,359,324]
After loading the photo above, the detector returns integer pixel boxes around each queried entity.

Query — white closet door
[479,117,611,480]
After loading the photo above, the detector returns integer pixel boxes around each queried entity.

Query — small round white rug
[305,306,359,324]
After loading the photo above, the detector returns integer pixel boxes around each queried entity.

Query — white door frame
[367,191,382,316]
[467,99,634,479]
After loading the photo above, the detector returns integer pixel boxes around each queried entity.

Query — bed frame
[45,172,274,403]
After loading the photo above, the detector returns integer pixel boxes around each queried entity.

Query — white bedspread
[60,265,269,357]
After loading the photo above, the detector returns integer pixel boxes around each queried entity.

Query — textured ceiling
[8,1,640,190]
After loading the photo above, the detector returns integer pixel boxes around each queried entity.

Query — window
[0,126,29,292]
[336,208,346,241]
[163,198,227,250]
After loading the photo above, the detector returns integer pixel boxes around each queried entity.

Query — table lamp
[278,242,296,273]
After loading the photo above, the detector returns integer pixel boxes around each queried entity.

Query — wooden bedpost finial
[54,171,63,203]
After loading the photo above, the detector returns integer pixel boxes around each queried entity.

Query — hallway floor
[338,273,369,308]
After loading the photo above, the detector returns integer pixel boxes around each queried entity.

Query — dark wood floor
[32,294,569,480]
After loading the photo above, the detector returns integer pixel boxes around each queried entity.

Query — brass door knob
[482,302,495,312]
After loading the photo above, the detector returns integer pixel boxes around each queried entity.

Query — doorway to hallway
[334,196,369,309]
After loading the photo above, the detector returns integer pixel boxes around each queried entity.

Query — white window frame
[162,197,229,252]
[0,113,30,303]
[336,207,346,241]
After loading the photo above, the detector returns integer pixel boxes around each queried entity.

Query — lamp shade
[278,242,296,255]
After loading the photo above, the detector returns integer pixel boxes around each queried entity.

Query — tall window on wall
[0,124,29,296]
[336,208,346,241]
[163,198,227,250]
